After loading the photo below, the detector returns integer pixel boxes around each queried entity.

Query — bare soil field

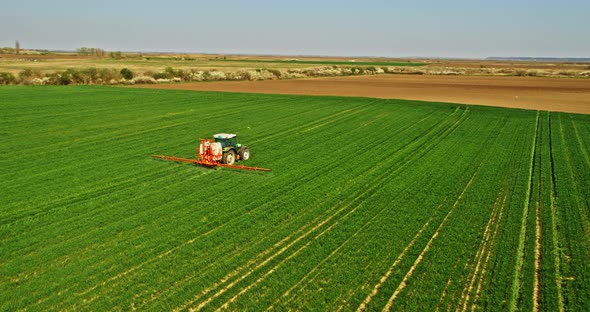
[133,75,590,114]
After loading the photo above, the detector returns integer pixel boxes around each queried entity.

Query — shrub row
[1,68,126,85]
[0,66,391,85]
[1,65,589,86]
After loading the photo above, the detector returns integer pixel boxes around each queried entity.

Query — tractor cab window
[215,138,228,147]
[214,136,237,148]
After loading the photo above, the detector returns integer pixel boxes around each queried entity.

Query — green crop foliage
[0,86,588,311]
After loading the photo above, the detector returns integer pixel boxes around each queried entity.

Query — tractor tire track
[558,116,590,249]
[249,105,368,145]
[435,256,464,312]
[269,199,405,311]
[532,114,547,312]
[214,189,379,312]
[18,108,390,302]
[457,193,505,310]
[141,109,425,308]
[457,191,506,312]
[509,111,540,312]
[187,152,415,311]
[570,118,590,168]
[216,157,450,311]
[181,107,469,310]
[162,116,418,308]
[548,113,565,312]
[161,103,463,311]
[354,107,471,312]
[470,192,508,311]
[285,195,449,312]
[65,174,225,294]
[534,187,542,312]
[383,163,482,312]
[357,200,447,312]
[5,101,265,162]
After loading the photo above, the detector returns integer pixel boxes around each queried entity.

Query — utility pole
[15,40,20,54]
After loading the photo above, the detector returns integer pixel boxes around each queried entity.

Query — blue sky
[1,0,588,58]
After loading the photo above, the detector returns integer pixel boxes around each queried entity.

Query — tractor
[151,133,269,172]
[212,133,250,165]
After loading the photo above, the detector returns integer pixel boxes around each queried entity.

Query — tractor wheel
[240,147,250,161]
[223,150,236,165]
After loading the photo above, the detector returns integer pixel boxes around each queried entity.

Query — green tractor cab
[213,133,250,165]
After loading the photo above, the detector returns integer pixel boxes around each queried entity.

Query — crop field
[207,59,427,67]
[0,54,421,75]
[1,86,589,311]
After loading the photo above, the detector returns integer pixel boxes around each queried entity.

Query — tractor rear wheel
[223,150,236,165]
[240,147,250,161]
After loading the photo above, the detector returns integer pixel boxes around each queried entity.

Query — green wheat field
[1,86,588,310]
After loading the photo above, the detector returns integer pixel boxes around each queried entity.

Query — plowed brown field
[133,75,590,114]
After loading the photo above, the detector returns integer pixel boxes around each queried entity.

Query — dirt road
[133,75,590,114]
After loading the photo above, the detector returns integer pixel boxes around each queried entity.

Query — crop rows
[1,86,588,310]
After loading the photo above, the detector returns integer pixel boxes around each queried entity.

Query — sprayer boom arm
[151,155,271,172]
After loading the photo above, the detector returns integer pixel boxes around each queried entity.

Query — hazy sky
[1,0,588,58]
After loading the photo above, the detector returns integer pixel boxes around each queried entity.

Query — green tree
[120,68,134,80]
[18,68,33,80]
[0,72,16,84]
[110,51,122,59]
[58,72,71,85]
[82,68,99,82]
